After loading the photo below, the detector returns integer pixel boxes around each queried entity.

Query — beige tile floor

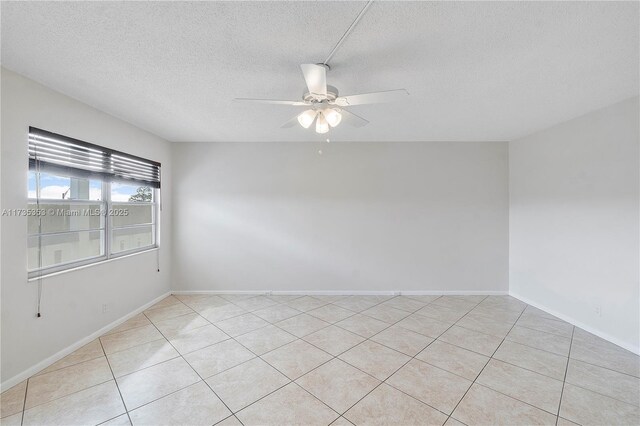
[1,294,639,426]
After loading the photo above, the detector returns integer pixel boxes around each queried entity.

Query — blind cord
[35,148,43,318]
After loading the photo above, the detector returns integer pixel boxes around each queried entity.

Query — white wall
[509,97,640,353]
[0,68,173,386]
[172,141,509,294]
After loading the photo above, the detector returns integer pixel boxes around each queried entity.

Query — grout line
[443,296,524,423]
[16,294,636,425]
[98,336,133,426]
[556,327,575,425]
[141,311,236,414]
[330,296,486,420]
[19,378,29,426]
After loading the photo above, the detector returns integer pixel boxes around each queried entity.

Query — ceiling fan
[235,63,409,134]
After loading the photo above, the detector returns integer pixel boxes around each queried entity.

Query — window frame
[27,174,159,279]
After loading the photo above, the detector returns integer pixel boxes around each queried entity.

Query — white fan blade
[333,89,409,106]
[300,64,327,96]
[234,98,307,106]
[340,109,369,127]
[281,114,301,128]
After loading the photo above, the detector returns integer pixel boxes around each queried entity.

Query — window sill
[27,247,159,282]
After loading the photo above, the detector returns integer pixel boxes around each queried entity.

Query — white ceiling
[1,1,638,142]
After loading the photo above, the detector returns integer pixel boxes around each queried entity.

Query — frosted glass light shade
[324,108,342,127]
[297,109,317,129]
[315,112,329,134]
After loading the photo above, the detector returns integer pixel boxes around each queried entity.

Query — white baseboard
[510,292,640,355]
[0,291,171,392]
[171,290,509,296]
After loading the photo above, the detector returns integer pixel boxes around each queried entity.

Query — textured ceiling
[1,1,638,142]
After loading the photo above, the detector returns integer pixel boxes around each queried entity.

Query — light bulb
[315,112,329,134]
[297,109,316,129]
[324,108,342,127]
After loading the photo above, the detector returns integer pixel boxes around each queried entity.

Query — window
[28,128,161,277]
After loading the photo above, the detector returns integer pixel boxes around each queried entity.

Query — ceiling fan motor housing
[303,85,339,104]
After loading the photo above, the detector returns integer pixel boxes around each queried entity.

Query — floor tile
[152,312,209,339]
[36,340,105,376]
[370,325,433,356]
[252,304,302,323]
[310,295,348,302]
[296,358,380,414]
[276,314,330,337]
[416,340,489,381]
[235,324,297,355]
[344,383,448,426]
[144,303,193,322]
[332,297,380,312]
[128,381,230,426]
[470,305,523,323]
[265,295,304,303]
[415,304,468,323]
[1,381,27,418]
[262,340,332,380]
[147,296,183,311]
[100,414,131,425]
[219,294,259,302]
[360,305,409,324]
[232,295,278,311]
[116,358,200,410]
[205,358,289,412]
[107,339,179,378]
[455,313,515,338]
[516,315,573,338]
[570,328,640,377]
[303,325,366,356]
[556,417,580,426]
[214,313,269,337]
[215,415,243,426]
[100,324,164,355]
[104,314,152,336]
[22,381,125,426]
[185,296,230,314]
[334,314,389,338]
[438,326,502,356]
[167,324,229,354]
[493,339,567,380]
[431,296,479,311]
[184,339,255,378]
[200,303,247,323]
[403,295,441,304]
[565,359,640,406]
[476,359,563,413]
[339,340,411,380]
[235,382,339,426]
[0,412,22,426]
[379,296,427,313]
[25,357,113,409]
[285,296,328,312]
[395,314,453,338]
[330,417,355,426]
[388,359,472,414]
[452,384,557,425]
[559,383,639,426]
[506,325,571,356]
[307,304,355,323]
[523,305,564,322]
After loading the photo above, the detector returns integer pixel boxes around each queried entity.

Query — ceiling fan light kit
[233,1,408,135]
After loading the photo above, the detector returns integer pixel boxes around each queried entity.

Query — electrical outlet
[102,304,109,314]
[594,305,602,317]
